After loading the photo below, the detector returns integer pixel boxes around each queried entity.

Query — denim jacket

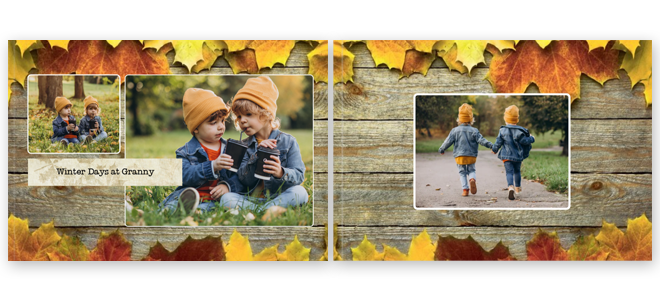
[160,136,244,208]
[438,124,493,157]
[237,129,306,197]
[78,115,104,136]
[51,115,79,139]
[491,125,535,161]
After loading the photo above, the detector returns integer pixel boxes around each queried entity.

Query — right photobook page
[333,40,651,261]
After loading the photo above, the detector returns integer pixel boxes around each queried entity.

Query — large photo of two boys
[125,75,314,226]
[414,94,569,209]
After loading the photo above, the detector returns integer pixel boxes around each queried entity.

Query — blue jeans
[456,163,476,190]
[219,185,309,210]
[80,131,108,142]
[51,136,80,144]
[504,161,522,187]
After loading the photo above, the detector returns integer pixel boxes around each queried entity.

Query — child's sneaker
[469,178,477,194]
[508,186,515,200]
[515,187,522,198]
[462,189,469,197]
[60,139,68,147]
[178,187,200,214]
[84,135,93,144]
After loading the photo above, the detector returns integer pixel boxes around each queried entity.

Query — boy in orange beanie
[159,88,244,215]
[438,103,493,197]
[220,76,308,210]
[51,96,80,146]
[491,105,535,200]
[78,96,108,144]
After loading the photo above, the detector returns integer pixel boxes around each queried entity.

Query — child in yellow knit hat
[51,96,80,146]
[491,105,536,200]
[438,103,494,197]
[78,96,108,144]
[220,76,308,210]
[158,88,244,215]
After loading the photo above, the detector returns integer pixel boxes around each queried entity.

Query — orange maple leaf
[526,230,568,261]
[435,235,514,261]
[89,231,132,261]
[8,215,61,261]
[36,40,171,81]
[595,214,652,261]
[487,40,620,101]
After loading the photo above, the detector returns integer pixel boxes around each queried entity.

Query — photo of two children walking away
[125,75,313,226]
[414,94,569,209]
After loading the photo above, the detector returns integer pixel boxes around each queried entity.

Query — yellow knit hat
[83,96,99,111]
[182,88,229,134]
[504,105,519,124]
[55,96,72,113]
[233,76,279,117]
[458,103,473,123]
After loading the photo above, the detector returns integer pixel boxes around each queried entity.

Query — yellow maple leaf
[567,235,608,261]
[614,40,641,57]
[365,40,413,71]
[9,40,36,103]
[383,244,407,261]
[587,40,610,51]
[224,40,252,52]
[319,223,343,261]
[514,40,553,49]
[47,235,90,261]
[171,40,206,72]
[225,229,279,261]
[277,235,311,261]
[15,40,42,57]
[8,215,61,261]
[309,41,352,84]
[621,40,652,88]
[106,40,122,48]
[190,42,222,73]
[48,40,70,50]
[142,40,173,51]
[595,214,652,261]
[381,229,436,261]
[641,76,651,106]
[436,40,515,75]
[249,40,296,69]
[352,235,384,261]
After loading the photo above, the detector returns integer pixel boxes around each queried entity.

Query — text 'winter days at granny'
[28,159,182,186]
[56,168,155,177]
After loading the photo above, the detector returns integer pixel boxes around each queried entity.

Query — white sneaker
[178,187,200,214]
[508,186,515,200]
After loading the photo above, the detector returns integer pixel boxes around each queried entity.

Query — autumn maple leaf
[435,235,514,261]
[8,215,61,261]
[308,41,347,84]
[595,214,652,261]
[225,229,278,261]
[352,235,384,261]
[47,235,90,261]
[144,236,225,261]
[382,229,436,261]
[487,40,620,101]
[526,230,568,261]
[89,231,132,261]
[567,235,608,261]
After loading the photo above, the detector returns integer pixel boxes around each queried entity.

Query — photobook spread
[8,40,651,261]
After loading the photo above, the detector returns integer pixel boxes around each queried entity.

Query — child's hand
[259,139,277,149]
[264,155,284,179]
[214,154,234,170]
[74,126,79,132]
[211,183,229,199]
[67,123,76,131]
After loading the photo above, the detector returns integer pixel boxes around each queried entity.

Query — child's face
[195,115,227,144]
[59,105,71,118]
[86,106,98,118]
[235,111,268,137]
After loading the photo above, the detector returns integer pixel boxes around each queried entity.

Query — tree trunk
[74,76,85,99]
[425,127,432,138]
[37,77,48,105]
[130,93,142,136]
[45,76,63,111]
[561,129,568,156]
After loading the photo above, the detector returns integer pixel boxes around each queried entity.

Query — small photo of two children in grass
[125,75,314,226]
[28,75,121,154]
[415,94,569,210]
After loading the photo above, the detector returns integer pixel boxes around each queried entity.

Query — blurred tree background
[415,95,569,155]
[125,75,313,136]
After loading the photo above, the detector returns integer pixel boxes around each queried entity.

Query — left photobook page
[8,40,329,261]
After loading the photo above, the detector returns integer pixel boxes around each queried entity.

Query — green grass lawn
[521,151,568,194]
[126,128,314,226]
[28,81,120,153]
[416,130,562,153]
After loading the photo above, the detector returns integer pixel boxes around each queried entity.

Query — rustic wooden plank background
[8,41,328,260]
[334,42,652,260]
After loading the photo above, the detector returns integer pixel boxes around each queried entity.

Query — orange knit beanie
[182,88,228,134]
[504,105,519,124]
[55,97,72,114]
[233,76,279,117]
[458,103,473,123]
[83,96,99,111]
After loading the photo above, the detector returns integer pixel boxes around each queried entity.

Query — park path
[415,151,568,209]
